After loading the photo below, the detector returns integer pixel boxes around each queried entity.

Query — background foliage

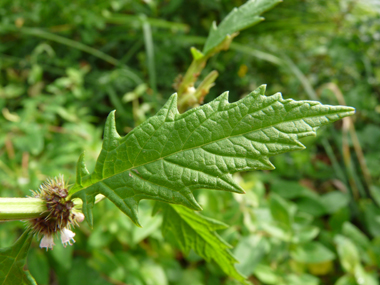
[0,0,379,284]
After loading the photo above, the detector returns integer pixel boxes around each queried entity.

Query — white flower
[60,228,76,247]
[40,234,55,251]
[38,228,76,251]
[74,212,85,223]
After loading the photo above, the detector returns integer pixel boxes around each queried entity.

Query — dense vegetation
[1,0,379,284]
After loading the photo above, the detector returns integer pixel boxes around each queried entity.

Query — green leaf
[27,248,50,285]
[70,85,354,227]
[261,221,292,241]
[335,271,379,285]
[342,222,371,250]
[296,195,327,217]
[320,191,350,214]
[284,274,320,285]
[253,264,281,285]
[369,185,380,206]
[0,230,36,285]
[361,200,380,237]
[270,180,310,199]
[291,242,336,264]
[352,264,379,285]
[329,207,350,232]
[68,257,113,285]
[190,47,204,60]
[139,260,168,285]
[160,203,247,284]
[203,0,282,54]
[234,235,269,276]
[292,225,320,244]
[335,235,360,274]
[269,193,296,228]
[334,275,357,285]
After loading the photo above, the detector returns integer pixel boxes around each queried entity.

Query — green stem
[0,194,105,221]
[0,198,47,221]
[176,35,236,112]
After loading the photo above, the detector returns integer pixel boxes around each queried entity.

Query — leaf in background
[27,248,49,285]
[296,195,327,217]
[269,193,296,228]
[360,200,380,237]
[67,257,113,285]
[234,235,269,276]
[70,85,355,227]
[334,275,358,285]
[335,235,360,274]
[291,241,336,264]
[253,264,281,284]
[203,0,282,54]
[292,225,320,244]
[320,191,350,214]
[0,230,36,285]
[284,273,320,285]
[160,203,247,284]
[334,236,379,285]
[341,222,370,250]
[270,180,310,199]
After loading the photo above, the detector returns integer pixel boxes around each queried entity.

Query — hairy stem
[0,198,47,221]
[0,194,106,221]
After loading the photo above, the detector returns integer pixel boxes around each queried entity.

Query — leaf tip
[103,110,121,150]
[159,93,179,120]
[75,151,90,186]
[180,189,204,211]
[169,92,178,103]
[130,212,143,227]
[261,157,276,170]
[232,186,246,195]
[107,110,117,125]
[344,106,356,115]
[220,90,229,100]
[190,47,204,60]
[212,20,217,30]
[190,200,203,211]
[72,192,95,228]
[215,91,230,108]
[258,84,267,94]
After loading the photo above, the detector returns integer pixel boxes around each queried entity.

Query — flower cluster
[29,175,84,250]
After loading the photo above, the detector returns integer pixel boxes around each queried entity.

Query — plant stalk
[0,198,47,221]
[0,194,106,221]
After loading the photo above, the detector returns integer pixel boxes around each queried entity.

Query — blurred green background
[1,0,380,284]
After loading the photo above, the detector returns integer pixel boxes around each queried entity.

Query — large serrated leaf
[202,0,282,55]
[70,85,354,227]
[160,203,248,284]
[0,230,37,285]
